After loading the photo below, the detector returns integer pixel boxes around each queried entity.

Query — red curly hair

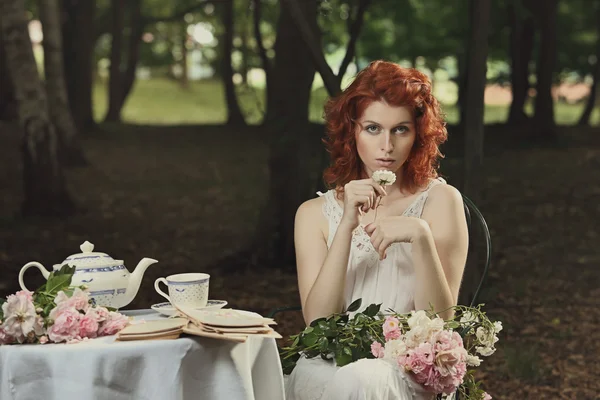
[322,60,448,194]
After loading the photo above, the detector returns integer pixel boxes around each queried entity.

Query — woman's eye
[366,125,380,134]
[393,126,408,134]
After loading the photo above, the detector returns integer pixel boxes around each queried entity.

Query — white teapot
[18,241,158,310]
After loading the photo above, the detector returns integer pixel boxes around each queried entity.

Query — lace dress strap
[403,177,447,218]
[317,190,343,248]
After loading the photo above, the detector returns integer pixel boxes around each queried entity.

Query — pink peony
[38,335,48,344]
[383,316,402,341]
[78,314,99,338]
[0,326,13,345]
[87,307,110,324]
[482,392,492,400]
[98,312,129,336]
[1,291,38,343]
[370,341,385,358]
[47,308,81,343]
[404,342,435,382]
[54,288,90,313]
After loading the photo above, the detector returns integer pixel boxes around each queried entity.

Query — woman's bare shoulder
[296,195,327,222]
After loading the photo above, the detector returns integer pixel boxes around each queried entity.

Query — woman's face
[355,100,416,178]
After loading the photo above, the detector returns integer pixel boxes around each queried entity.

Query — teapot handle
[19,262,51,292]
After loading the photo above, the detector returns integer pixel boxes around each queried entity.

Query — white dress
[285,178,447,400]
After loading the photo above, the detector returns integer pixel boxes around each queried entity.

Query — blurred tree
[39,0,88,166]
[220,0,245,125]
[531,0,558,138]
[507,0,534,125]
[0,28,17,121]
[460,0,491,306]
[104,0,143,122]
[251,0,320,266]
[578,0,600,126]
[61,0,96,131]
[0,0,75,216]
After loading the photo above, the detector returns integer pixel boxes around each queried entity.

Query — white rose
[466,354,482,366]
[493,321,503,333]
[476,327,498,347]
[384,339,408,360]
[408,310,431,329]
[476,345,496,357]
[460,311,479,324]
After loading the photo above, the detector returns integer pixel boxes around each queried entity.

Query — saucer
[151,300,228,317]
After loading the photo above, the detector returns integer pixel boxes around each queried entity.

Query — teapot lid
[61,241,123,268]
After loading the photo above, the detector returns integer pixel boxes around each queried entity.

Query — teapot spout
[123,257,158,307]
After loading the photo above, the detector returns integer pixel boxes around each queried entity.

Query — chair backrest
[460,194,492,307]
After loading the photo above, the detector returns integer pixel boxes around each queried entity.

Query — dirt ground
[1,121,599,399]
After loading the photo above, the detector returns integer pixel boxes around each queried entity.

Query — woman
[285,61,469,400]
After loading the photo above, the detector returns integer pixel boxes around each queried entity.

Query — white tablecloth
[0,309,286,400]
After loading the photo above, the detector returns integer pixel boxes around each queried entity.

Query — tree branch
[281,0,340,96]
[337,0,370,82]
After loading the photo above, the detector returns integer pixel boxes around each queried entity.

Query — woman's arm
[294,198,354,325]
[414,184,469,319]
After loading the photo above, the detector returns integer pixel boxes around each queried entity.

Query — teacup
[154,273,210,309]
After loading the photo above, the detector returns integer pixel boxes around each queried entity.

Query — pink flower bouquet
[370,309,501,400]
[0,265,129,345]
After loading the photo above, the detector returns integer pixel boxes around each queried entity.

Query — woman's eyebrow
[362,120,413,125]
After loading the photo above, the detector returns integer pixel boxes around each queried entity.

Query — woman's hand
[340,179,388,230]
[364,216,431,260]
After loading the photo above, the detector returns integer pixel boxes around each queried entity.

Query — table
[0,309,286,400]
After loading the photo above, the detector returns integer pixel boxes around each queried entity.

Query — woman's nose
[381,132,394,152]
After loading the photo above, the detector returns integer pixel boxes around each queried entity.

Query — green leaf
[318,321,328,331]
[345,298,362,313]
[343,346,353,356]
[335,347,353,367]
[303,326,314,334]
[44,273,74,296]
[309,317,326,328]
[363,303,382,317]
[301,332,318,347]
[318,336,329,352]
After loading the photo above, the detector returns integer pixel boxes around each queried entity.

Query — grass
[92,77,600,126]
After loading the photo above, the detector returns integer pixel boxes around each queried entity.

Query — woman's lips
[375,159,395,167]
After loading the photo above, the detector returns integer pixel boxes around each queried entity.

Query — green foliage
[32,264,76,320]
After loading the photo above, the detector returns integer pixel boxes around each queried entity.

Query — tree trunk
[251,0,320,267]
[0,28,17,121]
[222,0,245,126]
[120,0,143,107]
[508,2,534,125]
[578,1,600,126]
[1,0,75,216]
[252,0,274,125]
[61,0,96,131]
[532,0,558,138]
[39,0,88,167]
[460,0,491,307]
[104,0,125,122]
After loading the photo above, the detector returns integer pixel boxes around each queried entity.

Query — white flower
[372,170,396,186]
[1,292,38,343]
[460,311,479,324]
[466,354,482,366]
[476,326,498,348]
[407,310,431,329]
[493,321,503,333]
[384,338,408,359]
[476,345,496,357]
